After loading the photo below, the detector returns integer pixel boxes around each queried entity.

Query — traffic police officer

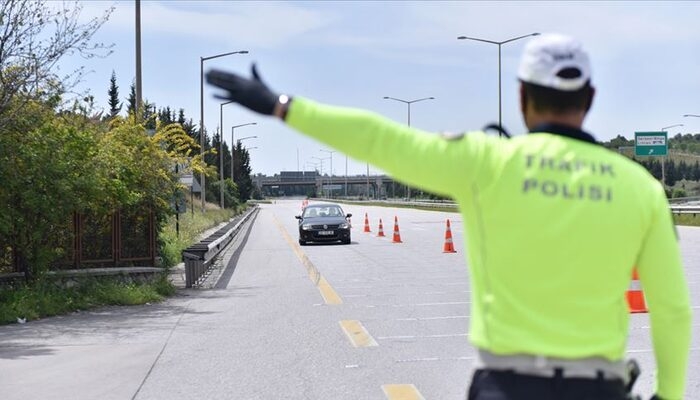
[206,33,691,400]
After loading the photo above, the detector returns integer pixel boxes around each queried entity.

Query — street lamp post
[457,33,539,133]
[200,49,248,212]
[312,156,328,198]
[231,123,257,180]
[233,134,257,186]
[366,163,371,200]
[219,100,235,208]
[661,123,684,187]
[383,96,435,200]
[320,149,336,198]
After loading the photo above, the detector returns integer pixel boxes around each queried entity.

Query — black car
[295,203,352,245]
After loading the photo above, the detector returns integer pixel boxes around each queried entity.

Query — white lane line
[395,356,475,363]
[395,315,469,321]
[377,333,468,340]
[632,323,700,329]
[333,281,469,289]
[343,290,470,298]
[363,301,470,308]
[627,347,700,354]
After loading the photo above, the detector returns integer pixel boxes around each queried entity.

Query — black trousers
[467,369,628,400]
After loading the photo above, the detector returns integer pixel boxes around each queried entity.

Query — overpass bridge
[253,172,404,198]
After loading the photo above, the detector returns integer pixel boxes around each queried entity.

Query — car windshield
[304,206,343,218]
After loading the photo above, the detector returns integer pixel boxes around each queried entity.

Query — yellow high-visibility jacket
[286,97,691,400]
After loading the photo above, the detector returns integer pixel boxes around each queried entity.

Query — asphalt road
[1,199,698,400]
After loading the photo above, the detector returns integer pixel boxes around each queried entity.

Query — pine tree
[108,70,122,118]
[233,141,254,201]
[126,81,136,115]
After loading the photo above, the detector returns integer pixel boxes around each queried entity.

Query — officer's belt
[475,349,628,382]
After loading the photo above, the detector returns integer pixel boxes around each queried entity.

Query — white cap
[517,33,591,91]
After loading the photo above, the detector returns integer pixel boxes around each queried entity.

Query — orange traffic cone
[377,219,386,237]
[392,216,403,243]
[443,219,457,253]
[364,213,371,233]
[626,269,648,313]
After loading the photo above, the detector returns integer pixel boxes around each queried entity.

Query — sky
[62,1,700,176]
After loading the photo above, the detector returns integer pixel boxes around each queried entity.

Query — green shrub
[0,275,172,325]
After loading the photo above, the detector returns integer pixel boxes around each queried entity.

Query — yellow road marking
[382,384,425,400]
[273,215,342,305]
[318,276,342,304]
[339,320,378,348]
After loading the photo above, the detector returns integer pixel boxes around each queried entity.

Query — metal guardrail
[181,205,259,288]
[670,205,700,215]
[334,198,699,215]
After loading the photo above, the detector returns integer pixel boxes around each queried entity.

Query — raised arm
[206,65,495,198]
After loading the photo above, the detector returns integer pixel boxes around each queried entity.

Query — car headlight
[302,224,313,230]
[338,222,349,229]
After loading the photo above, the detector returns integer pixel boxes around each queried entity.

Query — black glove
[205,64,279,116]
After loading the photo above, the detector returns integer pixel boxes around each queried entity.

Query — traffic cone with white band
[377,219,386,237]
[443,219,457,253]
[626,269,648,313]
[392,216,402,243]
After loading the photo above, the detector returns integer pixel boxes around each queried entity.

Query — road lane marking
[627,347,700,354]
[395,356,474,363]
[317,276,342,305]
[334,281,469,289]
[273,216,342,305]
[382,384,425,400]
[377,333,468,340]
[339,320,378,347]
[633,323,700,329]
[361,301,470,308]
[395,315,469,321]
[343,290,471,298]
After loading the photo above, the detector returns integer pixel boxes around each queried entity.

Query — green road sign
[635,131,667,156]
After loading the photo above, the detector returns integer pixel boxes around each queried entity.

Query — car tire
[299,239,307,246]
[342,238,351,245]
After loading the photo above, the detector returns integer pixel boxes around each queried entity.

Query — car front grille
[311,224,340,229]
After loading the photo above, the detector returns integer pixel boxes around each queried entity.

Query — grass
[0,274,175,325]
[335,199,459,213]
[673,213,700,227]
[159,206,238,267]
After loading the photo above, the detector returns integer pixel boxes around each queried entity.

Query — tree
[664,159,678,187]
[0,0,113,119]
[233,142,254,201]
[143,100,156,131]
[606,134,632,151]
[126,81,136,115]
[107,70,121,118]
[0,97,103,277]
